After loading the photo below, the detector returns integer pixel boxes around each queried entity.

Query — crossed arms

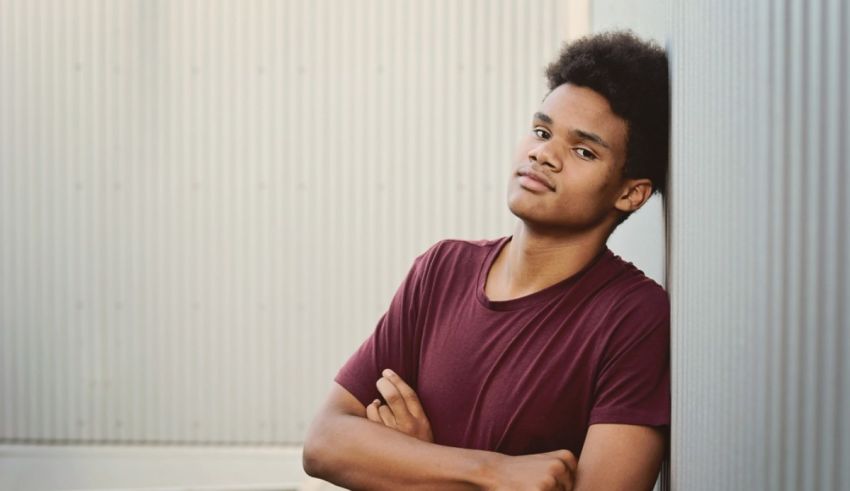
[303,369,665,491]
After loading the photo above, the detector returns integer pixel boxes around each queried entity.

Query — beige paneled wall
[0,0,571,445]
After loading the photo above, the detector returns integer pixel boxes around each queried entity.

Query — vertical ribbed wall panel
[0,0,567,444]
[593,0,849,489]
[670,1,850,489]
[592,0,850,491]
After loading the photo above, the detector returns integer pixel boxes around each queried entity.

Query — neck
[496,221,611,297]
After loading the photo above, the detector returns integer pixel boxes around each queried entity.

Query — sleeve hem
[589,407,670,427]
[334,373,376,408]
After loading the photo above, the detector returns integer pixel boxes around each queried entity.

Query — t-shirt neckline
[476,235,611,311]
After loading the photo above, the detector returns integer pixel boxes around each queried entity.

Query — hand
[485,450,577,491]
[367,368,434,443]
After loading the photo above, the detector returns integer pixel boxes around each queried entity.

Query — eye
[573,147,598,161]
[532,127,550,139]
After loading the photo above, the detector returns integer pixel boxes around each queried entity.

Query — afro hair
[545,30,670,202]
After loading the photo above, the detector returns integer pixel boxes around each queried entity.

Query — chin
[507,197,550,225]
[507,186,536,212]
[506,193,528,218]
[507,198,607,233]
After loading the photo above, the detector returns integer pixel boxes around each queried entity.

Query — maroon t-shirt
[335,236,670,457]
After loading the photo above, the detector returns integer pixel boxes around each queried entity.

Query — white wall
[0,0,575,447]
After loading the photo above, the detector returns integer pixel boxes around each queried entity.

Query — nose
[528,140,560,172]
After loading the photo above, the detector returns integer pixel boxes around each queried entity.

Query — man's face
[507,83,630,232]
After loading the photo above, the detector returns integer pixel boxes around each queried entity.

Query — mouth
[516,168,555,191]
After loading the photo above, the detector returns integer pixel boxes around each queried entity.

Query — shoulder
[403,237,506,293]
[584,250,669,339]
[413,236,505,269]
[598,250,668,310]
[421,236,504,255]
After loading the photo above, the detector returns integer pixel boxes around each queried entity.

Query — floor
[0,444,342,491]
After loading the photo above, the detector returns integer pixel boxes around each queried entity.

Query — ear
[614,178,654,214]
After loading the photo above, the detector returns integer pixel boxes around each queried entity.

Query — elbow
[303,414,343,480]
[302,430,328,478]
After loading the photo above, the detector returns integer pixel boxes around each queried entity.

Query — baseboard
[0,444,309,491]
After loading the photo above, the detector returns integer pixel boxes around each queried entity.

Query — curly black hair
[545,30,669,206]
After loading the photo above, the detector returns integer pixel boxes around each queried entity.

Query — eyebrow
[533,112,554,125]
[533,111,612,150]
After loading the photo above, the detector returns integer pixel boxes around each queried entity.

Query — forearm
[303,410,497,490]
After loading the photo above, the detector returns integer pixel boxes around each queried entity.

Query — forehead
[539,83,628,153]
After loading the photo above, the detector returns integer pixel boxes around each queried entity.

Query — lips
[517,167,555,191]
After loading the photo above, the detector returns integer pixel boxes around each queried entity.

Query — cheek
[580,164,618,191]
[554,169,616,208]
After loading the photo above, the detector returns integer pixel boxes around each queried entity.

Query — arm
[569,288,669,490]
[303,382,485,491]
[302,381,576,491]
[366,370,663,491]
[572,424,665,491]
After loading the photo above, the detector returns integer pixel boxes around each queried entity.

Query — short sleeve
[589,286,670,427]
[333,244,436,407]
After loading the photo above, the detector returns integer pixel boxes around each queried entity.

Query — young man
[304,30,670,491]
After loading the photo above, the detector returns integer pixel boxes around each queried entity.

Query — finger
[365,399,382,423]
[554,470,574,491]
[376,376,413,426]
[549,463,572,491]
[378,403,397,428]
[382,369,426,419]
[546,450,576,490]
[545,449,577,471]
